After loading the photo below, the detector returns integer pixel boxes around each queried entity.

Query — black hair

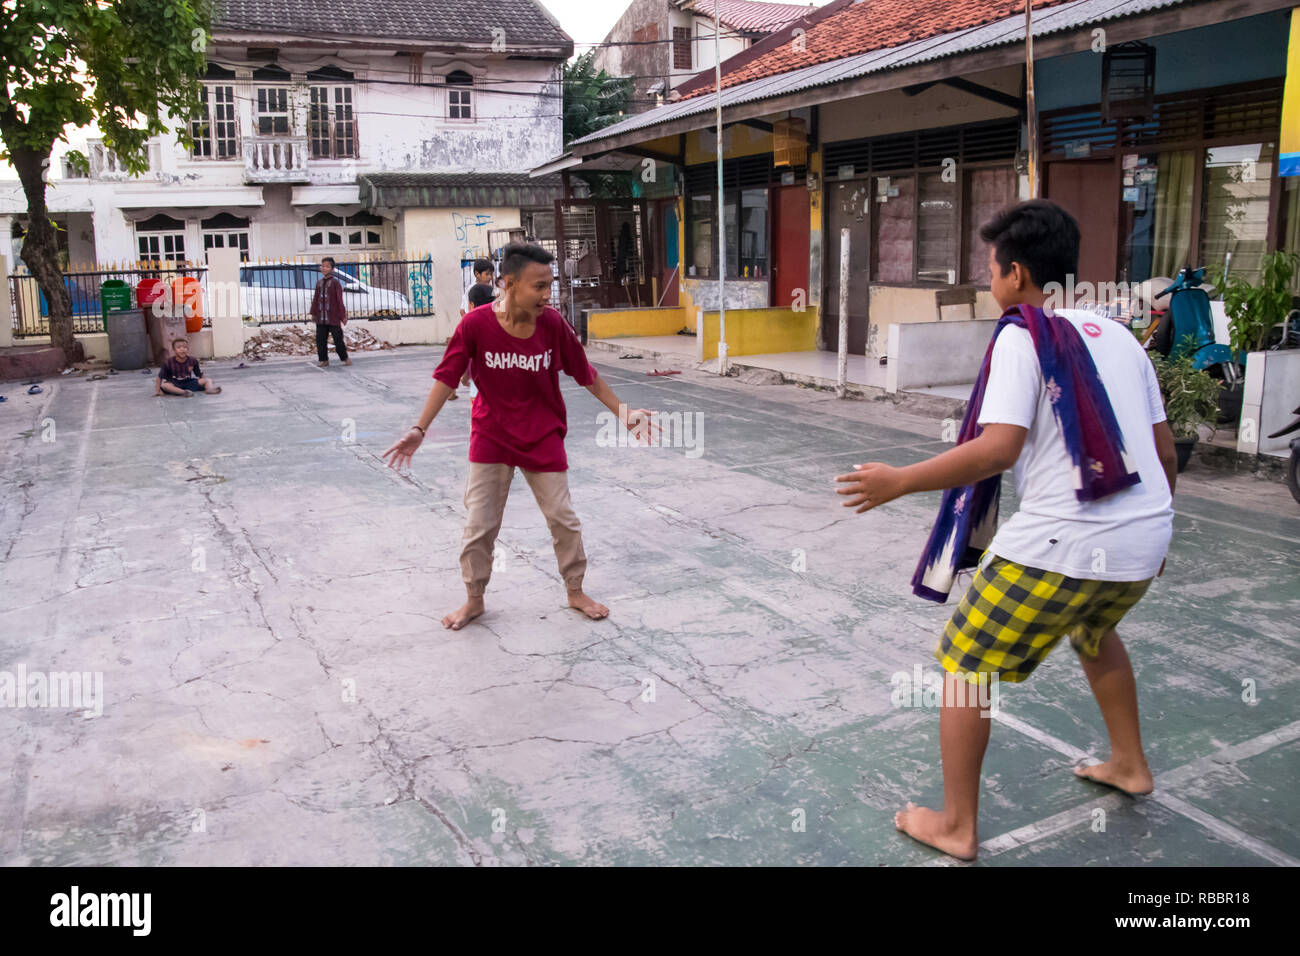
[473,258,493,275]
[467,282,495,308]
[499,241,554,279]
[978,199,1080,290]
[321,256,336,267]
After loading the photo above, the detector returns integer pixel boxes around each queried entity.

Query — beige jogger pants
[460,462,587,596]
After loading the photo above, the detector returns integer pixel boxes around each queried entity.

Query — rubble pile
[243,326,396,359]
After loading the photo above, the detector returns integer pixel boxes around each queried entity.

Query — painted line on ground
[1171,509,1300,547]
[923,793,1130,866]
[935,715,1300,866]
[52,383,98,591]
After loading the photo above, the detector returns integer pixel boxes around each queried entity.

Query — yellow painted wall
[587,307,687,339]
[700,307,818,360]
[685,125,773,165]
[676,193,696,321]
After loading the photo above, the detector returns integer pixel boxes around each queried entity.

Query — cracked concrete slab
[1,346,1298,866]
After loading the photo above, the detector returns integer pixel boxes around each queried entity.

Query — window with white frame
[308,68,357,159]
[191,66,239,159]
[201,213,251,262]
[136,214,187,264]
[306,211,384,249]
[447,70,473,121]
[191,86,238,158]
[254,64,292,136]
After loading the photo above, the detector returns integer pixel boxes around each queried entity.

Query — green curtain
[1151,150,1194,278]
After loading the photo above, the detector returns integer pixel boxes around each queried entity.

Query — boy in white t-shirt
[449,258,496,400]
[835,200,1178,861]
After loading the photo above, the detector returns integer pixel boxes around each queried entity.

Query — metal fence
[8,262,210,338]
[242,256,436,325]
[8,254,439,337]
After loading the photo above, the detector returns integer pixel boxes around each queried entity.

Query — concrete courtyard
[1,345,1297,866]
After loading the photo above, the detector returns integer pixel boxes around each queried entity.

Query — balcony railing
[86,139,159,180]
[243,136,309,183]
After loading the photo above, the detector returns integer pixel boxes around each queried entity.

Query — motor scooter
[1266,404,1300,505]
[1152,266,1242,387]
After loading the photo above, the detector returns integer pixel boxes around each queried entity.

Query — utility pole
[714,0,728,374]
[1025,0,1039,198]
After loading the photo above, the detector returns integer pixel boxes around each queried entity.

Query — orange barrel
[174,276,204,333]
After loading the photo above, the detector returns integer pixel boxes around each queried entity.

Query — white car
[240,264,411,320]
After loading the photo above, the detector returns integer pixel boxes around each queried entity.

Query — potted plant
[1208,250,1300,355]
[1208,251,1300,428]
[1150,344,1220,472]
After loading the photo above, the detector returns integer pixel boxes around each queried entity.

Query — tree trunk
[11,145,80,364]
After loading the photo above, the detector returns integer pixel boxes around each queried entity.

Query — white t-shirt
[461,283,500,313]
[977,309,1173,581]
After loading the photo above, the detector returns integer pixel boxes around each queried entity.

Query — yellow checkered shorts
[935,555,1153,683]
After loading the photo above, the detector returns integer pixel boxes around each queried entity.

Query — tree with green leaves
[562,50,633,146]
[562,50,636,199]
[0,0,211,363]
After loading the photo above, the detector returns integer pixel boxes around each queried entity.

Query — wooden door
[824,180,872,354]
[655,197,679,307]
[1045,160,1119,288]
[770,185,810,310]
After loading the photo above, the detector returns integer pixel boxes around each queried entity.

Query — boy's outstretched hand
[382,428,425,472]
[835,462,906,513]
[625,408,662,445]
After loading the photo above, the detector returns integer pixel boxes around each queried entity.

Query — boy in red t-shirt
[383,242,655,629]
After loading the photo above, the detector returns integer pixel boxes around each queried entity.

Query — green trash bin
[100,280,132,328]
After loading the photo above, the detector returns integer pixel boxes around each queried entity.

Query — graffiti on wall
[452,212,494,260]
[408,254,434,311]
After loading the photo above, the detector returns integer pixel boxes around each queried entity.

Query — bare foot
[567,589,609,620]
[343,358,352,366]
[442,596,485,630]
[448,391,460,401]
[206,386,222,394]
[894,803,978,861]
[1074,760,1154,796]
[318,361,329,367]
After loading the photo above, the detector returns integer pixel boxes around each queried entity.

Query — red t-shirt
[433,304,598,471]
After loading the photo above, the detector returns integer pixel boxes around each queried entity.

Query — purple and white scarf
[911,304,1141,602]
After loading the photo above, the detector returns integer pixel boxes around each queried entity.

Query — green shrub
[1208,250,1300,355]
[1150,341,1220,440]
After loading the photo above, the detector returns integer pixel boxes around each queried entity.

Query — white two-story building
[1,0,571,335]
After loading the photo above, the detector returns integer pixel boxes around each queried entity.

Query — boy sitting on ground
[156,338,221,397]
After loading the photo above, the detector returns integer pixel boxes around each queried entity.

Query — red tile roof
[682,0,818,33]
[681,0,1075,99]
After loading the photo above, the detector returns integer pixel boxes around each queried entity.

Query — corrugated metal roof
[571,0,1191,148]
[358,173,563,208]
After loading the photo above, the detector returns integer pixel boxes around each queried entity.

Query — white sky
[539,0,835,49]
